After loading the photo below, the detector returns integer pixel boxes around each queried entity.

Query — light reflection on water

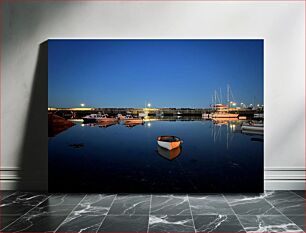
[49,118,263,193]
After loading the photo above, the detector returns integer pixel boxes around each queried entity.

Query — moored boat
[122,115,144,124]
[116,114,125,120]
[241,122,264,131]
[211,112,239,118]
[157,136,182,150]
[97,114,119,123]
[139,112,148,118]
[83,113,104,123]
[254,113,264,119]
[83,113,118,123]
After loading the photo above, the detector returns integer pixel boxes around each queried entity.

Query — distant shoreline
[48,107,212,110]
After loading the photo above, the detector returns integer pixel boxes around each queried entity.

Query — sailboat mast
[227,84,230,112]
[214,90,217,105]
[227,84,230,107]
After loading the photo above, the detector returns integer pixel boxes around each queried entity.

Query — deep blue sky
[48,39,263,108]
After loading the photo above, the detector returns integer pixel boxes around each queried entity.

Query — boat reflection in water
[49,116,264,192]
[81,123,96,127]
[82,122,119,128]
[212,118,239,126]
[157,146,182,161]
[98,121,119,128]
[124,122,145,128]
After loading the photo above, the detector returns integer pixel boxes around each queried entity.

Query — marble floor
[0,190,304,232]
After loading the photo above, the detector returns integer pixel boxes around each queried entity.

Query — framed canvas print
[48,39,263,193]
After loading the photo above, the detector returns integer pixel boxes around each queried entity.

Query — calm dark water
[49,118,263,193]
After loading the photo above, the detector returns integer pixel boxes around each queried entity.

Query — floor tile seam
[0,194,51,231]
[289,191,306,200]
[187,194,197,233]
[53,194,88,232]
[221,194,247,233]
[0,191,17,202]
[146,194,152,233]
[96,194,117,233]
[263,195,304,232]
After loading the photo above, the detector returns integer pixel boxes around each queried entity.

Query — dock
[48,107,262,119]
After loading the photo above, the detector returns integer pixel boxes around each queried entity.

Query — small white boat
[123,115,144,124]
[116,114,125,120]
[97,114,119,123]
[83,113,110,123]
[157,136,182,150]
[241,122,264,131]
[254,113,264,119]
[139,112,148,118]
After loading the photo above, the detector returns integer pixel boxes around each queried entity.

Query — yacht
[122,115,144,124]
[211,104,239,118]
[83,113,118,123]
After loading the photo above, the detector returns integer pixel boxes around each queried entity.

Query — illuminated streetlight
[147,103,151,107]
[80,103,85,107]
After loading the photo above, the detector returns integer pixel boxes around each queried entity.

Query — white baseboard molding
[265,180,305,190]
[0,167,304,191]
[0,169,20,190]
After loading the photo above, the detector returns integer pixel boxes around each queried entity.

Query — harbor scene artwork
[48,39,264,193]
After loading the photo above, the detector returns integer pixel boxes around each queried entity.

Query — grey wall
[1,1,304,190]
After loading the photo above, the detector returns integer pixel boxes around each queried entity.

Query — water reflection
[78,118,264,146]
[81,123,96,127]
[124,122,145,128]
[143,116,203,122]
[209,119,264,149]
[69,143,84,148]
[49,117,264,192]
[79,117,264,146]
[98,121,119,128]
[157,146,182,161]
[241,129,264,136]
[251,137,264,142]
